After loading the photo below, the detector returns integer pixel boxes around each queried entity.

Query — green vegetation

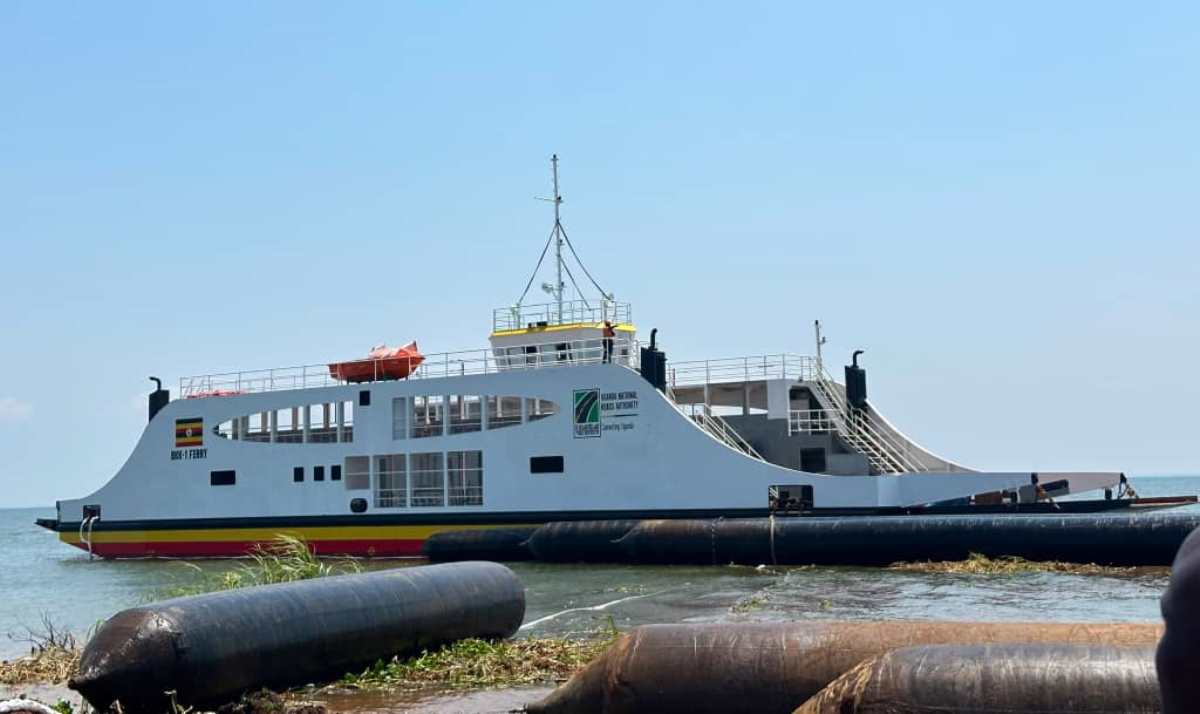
[888,552,1156,575]
[340,632,618,690]
[160,535,363,598]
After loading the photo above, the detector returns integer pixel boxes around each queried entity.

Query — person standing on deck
[602,321,615,363]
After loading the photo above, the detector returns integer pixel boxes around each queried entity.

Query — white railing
[808,368,924,474]
[493,299,632,332]
[668,354,819,389]
[670,396,764,460]
[180,335,638,398]
[788,409,835,434]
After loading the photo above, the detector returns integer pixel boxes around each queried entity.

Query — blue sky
[2,2,1198,507]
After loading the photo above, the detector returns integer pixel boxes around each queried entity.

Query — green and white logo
[573,388,601,438]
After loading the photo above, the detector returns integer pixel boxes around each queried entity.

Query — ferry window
[526,398,558,422]
[410,452,445,507]
[448,450,483,506]
[359,390,371,407]
[486,395,522,430]
[210,470,236,486]
[530,456,564,474]
[344,456,370,491]
[339,401,354,443]
[449,395,482,434]
[392,397,408,440]
[277,408,302,443]
[310,403,336,443]
[376,454,407,508]
[412,396,444,438]
[215,420,235,440]
[314,465,325,482]
[293,466,304,483]
[331,464,342,481]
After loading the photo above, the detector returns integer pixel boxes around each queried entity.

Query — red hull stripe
[77,538,426,558]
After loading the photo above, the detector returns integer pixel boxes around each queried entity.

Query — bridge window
[448,450,483,506]
[486,395,522,429]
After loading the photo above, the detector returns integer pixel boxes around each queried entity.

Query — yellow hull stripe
[490,322,636,338]
[61,522,535,545]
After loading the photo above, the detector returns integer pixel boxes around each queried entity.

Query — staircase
[808,371,923,474]
[666,387,765,461]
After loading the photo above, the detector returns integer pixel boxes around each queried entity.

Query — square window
[359,390,371,407]
[314,465,325,482]
[293,466,304,482]
[331,464,342,481]
[211,470,236,486]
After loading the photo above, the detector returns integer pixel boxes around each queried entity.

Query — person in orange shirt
[602,321,616,363]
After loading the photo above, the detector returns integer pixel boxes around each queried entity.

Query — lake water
[2,475,1196,661]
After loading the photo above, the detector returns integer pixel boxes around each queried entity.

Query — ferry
[38,158,1167,558]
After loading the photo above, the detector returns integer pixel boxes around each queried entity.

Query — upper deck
[491,298,632,334]
[178,337,821,400]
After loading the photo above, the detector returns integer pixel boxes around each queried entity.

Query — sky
[1,2,1198,507]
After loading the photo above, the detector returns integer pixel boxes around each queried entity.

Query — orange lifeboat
[328,341,425,383]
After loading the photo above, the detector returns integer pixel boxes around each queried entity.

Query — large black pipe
[525,520,641,562]
[526,621,1162,714]
[421,527,537,561]
[1157,525,1200,713]
[69,562,525,714]
[795,644,1160,713]
[614,512,1200,566]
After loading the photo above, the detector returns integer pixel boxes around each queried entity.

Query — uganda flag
[175,417,203,447]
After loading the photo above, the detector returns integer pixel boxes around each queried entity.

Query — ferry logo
[573,388,601,439]
[175,417,204,447]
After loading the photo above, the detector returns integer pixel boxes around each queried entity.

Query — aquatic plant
[339,633,618,690]
[159,534,363,597]
[887,552,1158,576]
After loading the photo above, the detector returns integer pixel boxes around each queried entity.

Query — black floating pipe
[609,513,1200,567]
[421,527,537,561]
[69,562,525,714]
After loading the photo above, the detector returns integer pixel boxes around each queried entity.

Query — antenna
[516,154,611,318]
[814,320,827,375]
[533,154,566,322]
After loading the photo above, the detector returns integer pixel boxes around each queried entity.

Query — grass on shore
[161,535,362,598]
[340,630,618,691]
[888,552,1152,575]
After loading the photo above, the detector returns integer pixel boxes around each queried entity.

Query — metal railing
[808,368,924,474]
[492,299,632,332]
[788,409,835,434]
[180,335,638,398]
[667,390,764,461]
[668,354,819,389]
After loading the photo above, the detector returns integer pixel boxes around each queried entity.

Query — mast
[551,154,564,323]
